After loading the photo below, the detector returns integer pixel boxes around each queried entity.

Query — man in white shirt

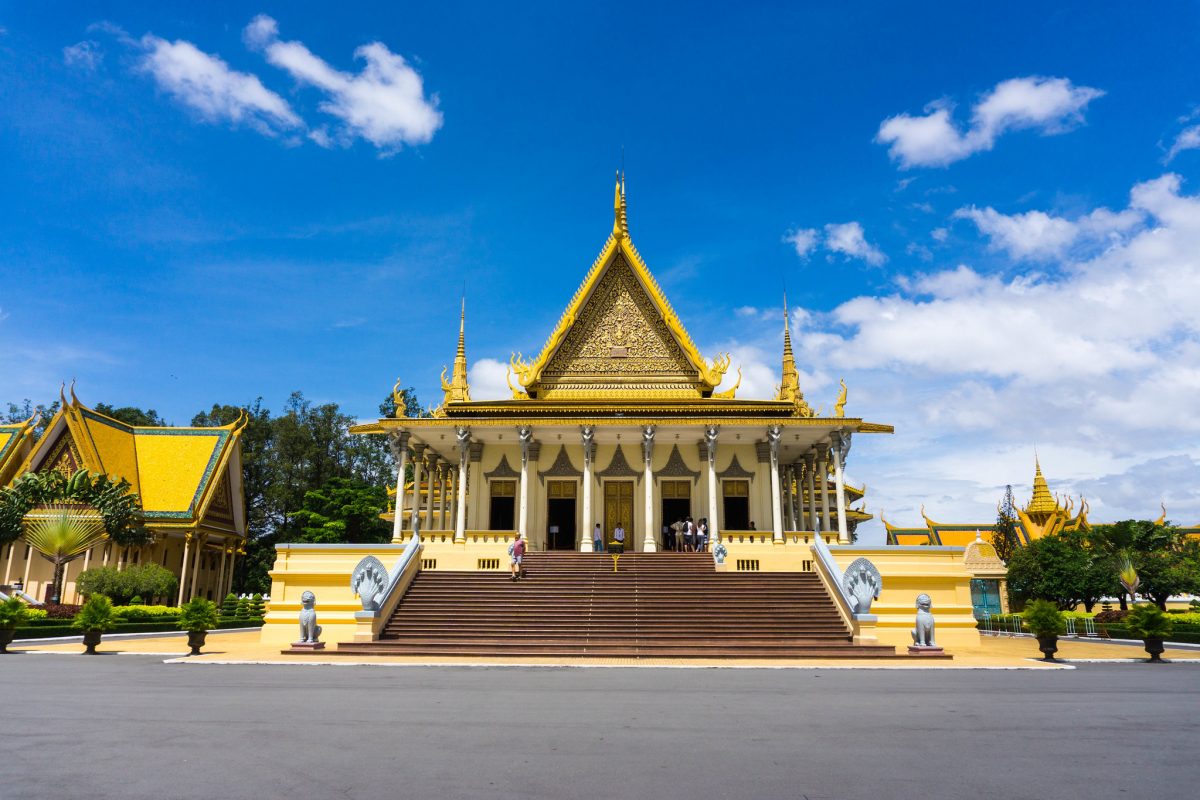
[613,525,626,554]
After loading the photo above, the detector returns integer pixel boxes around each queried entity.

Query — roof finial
[613,170,628,237]
[441,297,472,404]
[775,292,810,415]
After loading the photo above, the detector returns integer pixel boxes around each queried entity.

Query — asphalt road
[1,656,1196,800]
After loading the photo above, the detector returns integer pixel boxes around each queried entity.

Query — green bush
[75,563,179,605]
[235,597,250,620]
[221,593,239,617]
[1126,603,1175,639]
[249,593,265,618]
[111,605,180,619]
[24,607,48,621]
[0,597,31,629]
[72,594,117,632]
[1023,600,1066,637]
[128,595,143,605]
[178,598,220,632]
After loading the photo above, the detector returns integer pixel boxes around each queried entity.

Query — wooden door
[604,481,634,546]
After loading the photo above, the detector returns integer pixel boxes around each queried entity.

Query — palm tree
[23,506,107,604]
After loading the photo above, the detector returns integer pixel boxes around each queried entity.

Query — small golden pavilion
[354,178,891,553]
[0,387,247,605]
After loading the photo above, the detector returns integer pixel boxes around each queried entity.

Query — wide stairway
[334,552,900,659]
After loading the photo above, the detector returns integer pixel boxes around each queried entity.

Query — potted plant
[178,597,220,656]
[1022,599,1066,661]
[72,594,116,655]
[0,597,30,654]
[1125,603,1175,662]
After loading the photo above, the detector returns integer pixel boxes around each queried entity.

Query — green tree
[991,484,1020,564]
[3,399,61,439]
[1005,530,1117,611]
[292,477,390,544]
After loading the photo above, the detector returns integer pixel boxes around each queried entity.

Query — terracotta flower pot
[1143,637,1166,662]
[82,629,103,655]
[1036,634,1059,661]
[0,628,15,654]
[186,630,208,656]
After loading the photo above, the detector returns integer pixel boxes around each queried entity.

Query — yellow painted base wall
[829,546,980,649]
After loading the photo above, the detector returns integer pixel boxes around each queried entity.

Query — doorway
[489,480,516,530]
[545,480,577,550]
[660,480,691,549]
[722,480,750,530]
[604,481,635,549]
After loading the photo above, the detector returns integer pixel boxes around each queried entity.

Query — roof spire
[775,294,811,415]
[613,170,628,238]
[440,296,472,404]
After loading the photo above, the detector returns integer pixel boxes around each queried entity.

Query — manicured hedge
[1101,625,1200,645]
[13,618,263,639]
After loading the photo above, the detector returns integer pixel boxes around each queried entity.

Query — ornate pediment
[597,446,642,483]
[484,454,521,480]
[655,444,700,482]
[537,446,581,485]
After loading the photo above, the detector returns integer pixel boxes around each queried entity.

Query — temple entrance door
[660,480,691,551]
[545,480,577,551]
[604,481,634,550]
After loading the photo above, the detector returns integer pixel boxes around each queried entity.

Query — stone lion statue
[911,593,936,647]
[298,590,322,644]
[351,555,389,611]
[842,557,881,615]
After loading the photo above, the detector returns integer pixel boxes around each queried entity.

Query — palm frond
[23,505,108,563]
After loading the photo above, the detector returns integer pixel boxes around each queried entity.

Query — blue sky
[3,2,1200,540]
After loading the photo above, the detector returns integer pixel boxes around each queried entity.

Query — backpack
[507,541,515,556]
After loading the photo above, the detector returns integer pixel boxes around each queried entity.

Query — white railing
[355,532,423,640]
[808,534,857,631]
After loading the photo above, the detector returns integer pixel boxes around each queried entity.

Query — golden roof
[1024,458,1059,516]
[13,387,246,527]
[0,415,38,486]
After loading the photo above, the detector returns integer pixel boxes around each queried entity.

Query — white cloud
[931,227,949,242]
[468,358,511,401]
[823,222,886,265]
[137,34,302,136]
[1167,124,1200,162]
[63,40,102,71]
[954,204,1142,260]
[244,14,442,153]
[783,227,818,258]
[876,76,1104,168]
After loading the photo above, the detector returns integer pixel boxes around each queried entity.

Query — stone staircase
[333,552,901,659]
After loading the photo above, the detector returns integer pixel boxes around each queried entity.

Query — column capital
[469,441,484,462]
[754,440,771,463]
[388,430,410,459]
[804,450,817,467]
[411,442,427,457]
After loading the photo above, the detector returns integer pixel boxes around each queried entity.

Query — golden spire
[1025,456,1058,515]
[612,171,628,238]
[776,294,811,415]
[440,298,472,404]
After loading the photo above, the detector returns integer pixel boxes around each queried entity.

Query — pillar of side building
[424,453,437,531]
[767,425,784,544]
[641,426,656,552]
[795,462,806,531]
[831,432,851,544]
[439,461,450,530]
[784,464,797,531]
[409,443,426,535]
[754,440,771,535]
[389,431,410,542]
[518,426,532,539]
[176,531,193,606]
[580,427,594,552]
[215,542,227,601]
[805,452,819,533]
[705,425,720,544]
[468,441,484,533]
[454,428,470,542]
[816,443,831,537]
[445,469,456,533]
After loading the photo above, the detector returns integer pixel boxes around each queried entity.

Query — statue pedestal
[289,641,326,651]
[907,645,945,657]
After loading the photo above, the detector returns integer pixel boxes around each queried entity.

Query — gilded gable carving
[540,257,698,389]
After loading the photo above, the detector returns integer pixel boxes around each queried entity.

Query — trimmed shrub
[40,603,82,619]
[128,596,144,606]
[24,608,48,621]
[249,593,265,618]
[111,605,180,619]
[72,594,117,632]
[235,597,250,620]
[1126,603,1175,640]
[1094,609,1129,623]
[1023,600,1066,637]
[0,597,30,629]
[178,598,220,632]
[221,593,239,618]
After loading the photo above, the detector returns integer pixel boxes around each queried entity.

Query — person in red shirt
[509,532,527,581]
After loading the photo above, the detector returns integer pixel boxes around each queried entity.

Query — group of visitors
[664,516,708,552]
[592,523,625,553]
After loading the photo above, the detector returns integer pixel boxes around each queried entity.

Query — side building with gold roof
[0,388,247,605]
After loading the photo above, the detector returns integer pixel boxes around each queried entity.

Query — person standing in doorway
[509,532,526,581]
[697,518,708,553]
[683,517,695,552]
[593,523,604,553]
[613,524,626,554]
[671,517,685,552]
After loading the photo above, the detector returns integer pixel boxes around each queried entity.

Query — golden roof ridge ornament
[775,295,813,416]
[440,298,472,405]
[833,378,848,418]
[613,171,628,238]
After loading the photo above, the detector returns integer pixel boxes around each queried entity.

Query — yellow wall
[829,545,980,649]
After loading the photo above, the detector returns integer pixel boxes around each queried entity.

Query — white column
[641,426,656,552]
[805,453,819,533]
[518,426,532,538]
[2,543,13,586]
[446,470,457,533]
[767,426,784,544]
[783,464,796,531]
[409,444,425,535]
[441,463,451,530]
[389,431,410,542]
[188,535,204,600]
[817,444,831,537]
[216,542,228,601]
[424,454,437,531]
[831,432,851,544]
[454,428,470,542]
[176,532,192,606]
[705,425,720,544]
[580,426,594,552]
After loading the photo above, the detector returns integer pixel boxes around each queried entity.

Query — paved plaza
[2,652,1197,800]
